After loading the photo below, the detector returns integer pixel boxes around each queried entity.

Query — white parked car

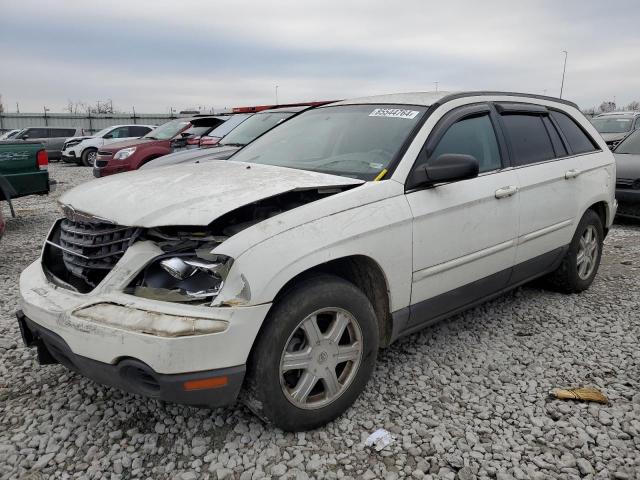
[18,92,616,431]
[62,124,154,166]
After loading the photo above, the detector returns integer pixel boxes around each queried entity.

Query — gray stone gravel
[1,163,640,479]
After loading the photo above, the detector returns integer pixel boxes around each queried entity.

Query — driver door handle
[495,185,518,199]
[565,169,581,179]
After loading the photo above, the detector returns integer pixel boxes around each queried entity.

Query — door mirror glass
[411,154,479,187]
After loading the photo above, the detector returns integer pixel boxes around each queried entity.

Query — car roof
[331,91,579,109]
[257,105,309,114]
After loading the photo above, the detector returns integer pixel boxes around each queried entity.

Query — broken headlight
[130,253,233,305]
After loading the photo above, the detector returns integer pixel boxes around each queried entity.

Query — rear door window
[50,128,76,137]
[550,111,599,155]
[129,126,152,137]
[500,114,555,166]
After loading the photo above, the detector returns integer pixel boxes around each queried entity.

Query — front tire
[81,148,97,167]
[243,275,379,431]
[545,209,603,293]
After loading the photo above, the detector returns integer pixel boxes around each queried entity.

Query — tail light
[37,150,49,170]
[199,136,220,148]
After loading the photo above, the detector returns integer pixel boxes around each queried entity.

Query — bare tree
[626,100,640,111]
[66,99,89,114]
[598,101,616,113]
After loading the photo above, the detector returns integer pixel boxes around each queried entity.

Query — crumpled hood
[614,153,640,180]
[60,161,363,227]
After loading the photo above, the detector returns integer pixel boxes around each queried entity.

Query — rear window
[551,111,598,155]
[501,114,555,166]
[182,126,213,137]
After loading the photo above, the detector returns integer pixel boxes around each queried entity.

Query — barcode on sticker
[369,108,419,119]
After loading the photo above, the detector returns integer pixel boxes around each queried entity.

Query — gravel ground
[1,163,639,480]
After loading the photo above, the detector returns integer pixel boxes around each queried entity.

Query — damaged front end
[43,186,351,305]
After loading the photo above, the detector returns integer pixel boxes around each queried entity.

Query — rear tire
[81,148,97,167]
[243,274,379,431]
[544,209,603,293]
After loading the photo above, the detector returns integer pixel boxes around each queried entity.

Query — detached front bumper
[18,259,271,407]
[17,311,245,407]
[61,150,78,163]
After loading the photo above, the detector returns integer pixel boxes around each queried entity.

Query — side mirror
[21,134,29,140]
[103,133,113,139]
[410,153,479,188]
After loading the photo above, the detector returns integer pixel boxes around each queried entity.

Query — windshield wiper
[144,136,158,140]
[220,142,245,147]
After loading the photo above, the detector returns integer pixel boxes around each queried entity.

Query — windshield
[204,114,252,140]
[591,116,633,134]
[144,119,191,140]
[230,104,426,180]
[614,129,640,154]
[220,111,293,146]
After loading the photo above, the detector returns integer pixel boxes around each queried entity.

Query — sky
[1,0,639,114]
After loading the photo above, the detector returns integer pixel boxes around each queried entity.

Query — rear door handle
[495,185,518,199]
[565,169,581,179]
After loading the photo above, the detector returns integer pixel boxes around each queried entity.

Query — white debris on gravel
[1,163,640,480]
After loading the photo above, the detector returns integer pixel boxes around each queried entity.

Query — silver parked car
[9,127,86,161]
[591,111,640,149]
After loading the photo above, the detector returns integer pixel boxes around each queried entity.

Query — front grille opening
[42,218,140,293]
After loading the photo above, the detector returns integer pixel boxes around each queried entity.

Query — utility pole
[132,106,137,124]
[16,102,20,113]
[560,50,568,99]
[275,85,279,105]
[435,81,439,92]
[43,106,49,126]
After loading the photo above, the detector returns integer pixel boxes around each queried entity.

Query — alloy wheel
[279,308,363,410]
[577,225,598,280]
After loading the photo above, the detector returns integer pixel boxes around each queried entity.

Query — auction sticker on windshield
[369,108,420,119]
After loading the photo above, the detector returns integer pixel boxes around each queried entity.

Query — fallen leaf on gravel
[550,387,609,404]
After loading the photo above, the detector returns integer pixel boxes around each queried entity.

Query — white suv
[18,92,616,431]
[62,124,154,166]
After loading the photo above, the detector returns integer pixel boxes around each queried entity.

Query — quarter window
[501,114,555,166]
[550,111,598,155]
[430,114,502,173]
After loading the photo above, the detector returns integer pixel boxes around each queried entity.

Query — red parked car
[93,117,226,177]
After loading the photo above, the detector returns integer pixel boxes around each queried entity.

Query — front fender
[214,191,413,313]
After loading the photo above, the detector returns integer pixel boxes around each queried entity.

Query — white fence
[0,112,184,134]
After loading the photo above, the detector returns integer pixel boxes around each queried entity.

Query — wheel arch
[586,200,609,236]
[267,255,394,348]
